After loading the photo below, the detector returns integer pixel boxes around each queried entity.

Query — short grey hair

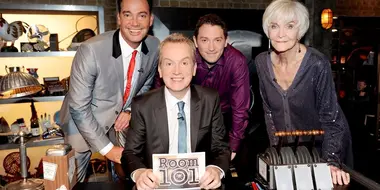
[262,0,309,40]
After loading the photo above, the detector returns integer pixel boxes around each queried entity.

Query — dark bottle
[30,101,40,137]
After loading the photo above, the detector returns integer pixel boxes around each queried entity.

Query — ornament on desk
[26,68,39,78]
[0,13,29,51]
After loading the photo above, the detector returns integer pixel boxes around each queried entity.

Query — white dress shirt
[164,87,192,153]
[119,32,142,96]
[99,33,142,156]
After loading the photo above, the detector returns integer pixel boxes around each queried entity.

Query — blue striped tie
[177,101,187,153]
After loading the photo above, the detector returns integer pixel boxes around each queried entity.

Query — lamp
[4,131,44,190]
[0,66,42,99]
[0,66,44,189]
[321,8,333,29]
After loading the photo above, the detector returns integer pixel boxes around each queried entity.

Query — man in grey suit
[121,33,230,190]
[59,0,159,182]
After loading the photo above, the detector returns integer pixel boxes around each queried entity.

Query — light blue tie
[177,101,187,153]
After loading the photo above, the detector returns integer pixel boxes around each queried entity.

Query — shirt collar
[119,32,142,57]
[164,87,191,110]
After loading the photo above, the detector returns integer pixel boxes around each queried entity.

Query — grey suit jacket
[121,85,231,175]
[60,29,160,153]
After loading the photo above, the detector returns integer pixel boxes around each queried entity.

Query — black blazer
[121,85,230,176]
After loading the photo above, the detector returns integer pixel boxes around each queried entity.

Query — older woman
[255,0,352,185]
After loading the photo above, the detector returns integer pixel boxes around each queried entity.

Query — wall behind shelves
[0,55,72,132]
[0,145,51,176]
[0,101,63,130]
[0,0,117,32]
[1,14,98,51]
[0,101,65,176]
[0,56,73,84]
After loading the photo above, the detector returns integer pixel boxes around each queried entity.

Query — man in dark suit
[121,33,230,190]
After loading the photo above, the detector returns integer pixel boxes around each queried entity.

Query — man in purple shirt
[153,14,250,160]
[192,14,250,160]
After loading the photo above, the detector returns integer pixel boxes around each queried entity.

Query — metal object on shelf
[0,65,64,104]
[4,131,44,190]
[46,144,72,156]
[0,66,42,99]
[42,127,64,140]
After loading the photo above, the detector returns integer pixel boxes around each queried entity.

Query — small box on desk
[43,149,77,190]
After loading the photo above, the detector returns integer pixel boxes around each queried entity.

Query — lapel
[154,87,169,153]
[190,85,201,152]
[130,40,150,96]
[139,41,150,78]
[111,29,125,95]
[112,30,151,99]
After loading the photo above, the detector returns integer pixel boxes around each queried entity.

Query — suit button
[115,111,119,115]
[105,126,109,130]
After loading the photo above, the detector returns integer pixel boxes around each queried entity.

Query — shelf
[0,136,64,150]
[0,96,65,104]
[0,51,76,57]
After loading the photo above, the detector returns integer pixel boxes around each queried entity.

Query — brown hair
[194,14,227,38]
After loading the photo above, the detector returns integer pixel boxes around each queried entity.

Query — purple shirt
[193,44,250,152]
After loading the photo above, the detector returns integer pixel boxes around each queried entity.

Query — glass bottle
[30,101,40,137]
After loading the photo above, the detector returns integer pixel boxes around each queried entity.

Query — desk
[73,182,130,190]
[72,182,361,190]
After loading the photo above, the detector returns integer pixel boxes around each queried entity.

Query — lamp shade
[0,67,42,99]
[321,9,333,29]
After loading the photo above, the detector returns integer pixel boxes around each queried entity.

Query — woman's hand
[330,165,350,185]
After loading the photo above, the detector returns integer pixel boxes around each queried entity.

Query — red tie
[123,50,138,104]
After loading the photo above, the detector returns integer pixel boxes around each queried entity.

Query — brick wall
[0,0,117,31]
[2,0,380,31]
[0,0,272,31]
[154,0,272,9]
[336,0,380,16]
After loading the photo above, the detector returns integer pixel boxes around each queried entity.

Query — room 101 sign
[153,152,205,189]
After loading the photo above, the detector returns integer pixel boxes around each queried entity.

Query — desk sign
[43,161,58,181]
[153,152,205,189]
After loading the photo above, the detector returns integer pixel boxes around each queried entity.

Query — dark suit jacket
[121,85,230,176]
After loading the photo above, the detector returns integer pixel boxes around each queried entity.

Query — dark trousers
[223,112,270,182]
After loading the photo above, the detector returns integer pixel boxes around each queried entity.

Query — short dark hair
[194,14,227,38]
[357,79,367,84]
[117,0,153,13]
